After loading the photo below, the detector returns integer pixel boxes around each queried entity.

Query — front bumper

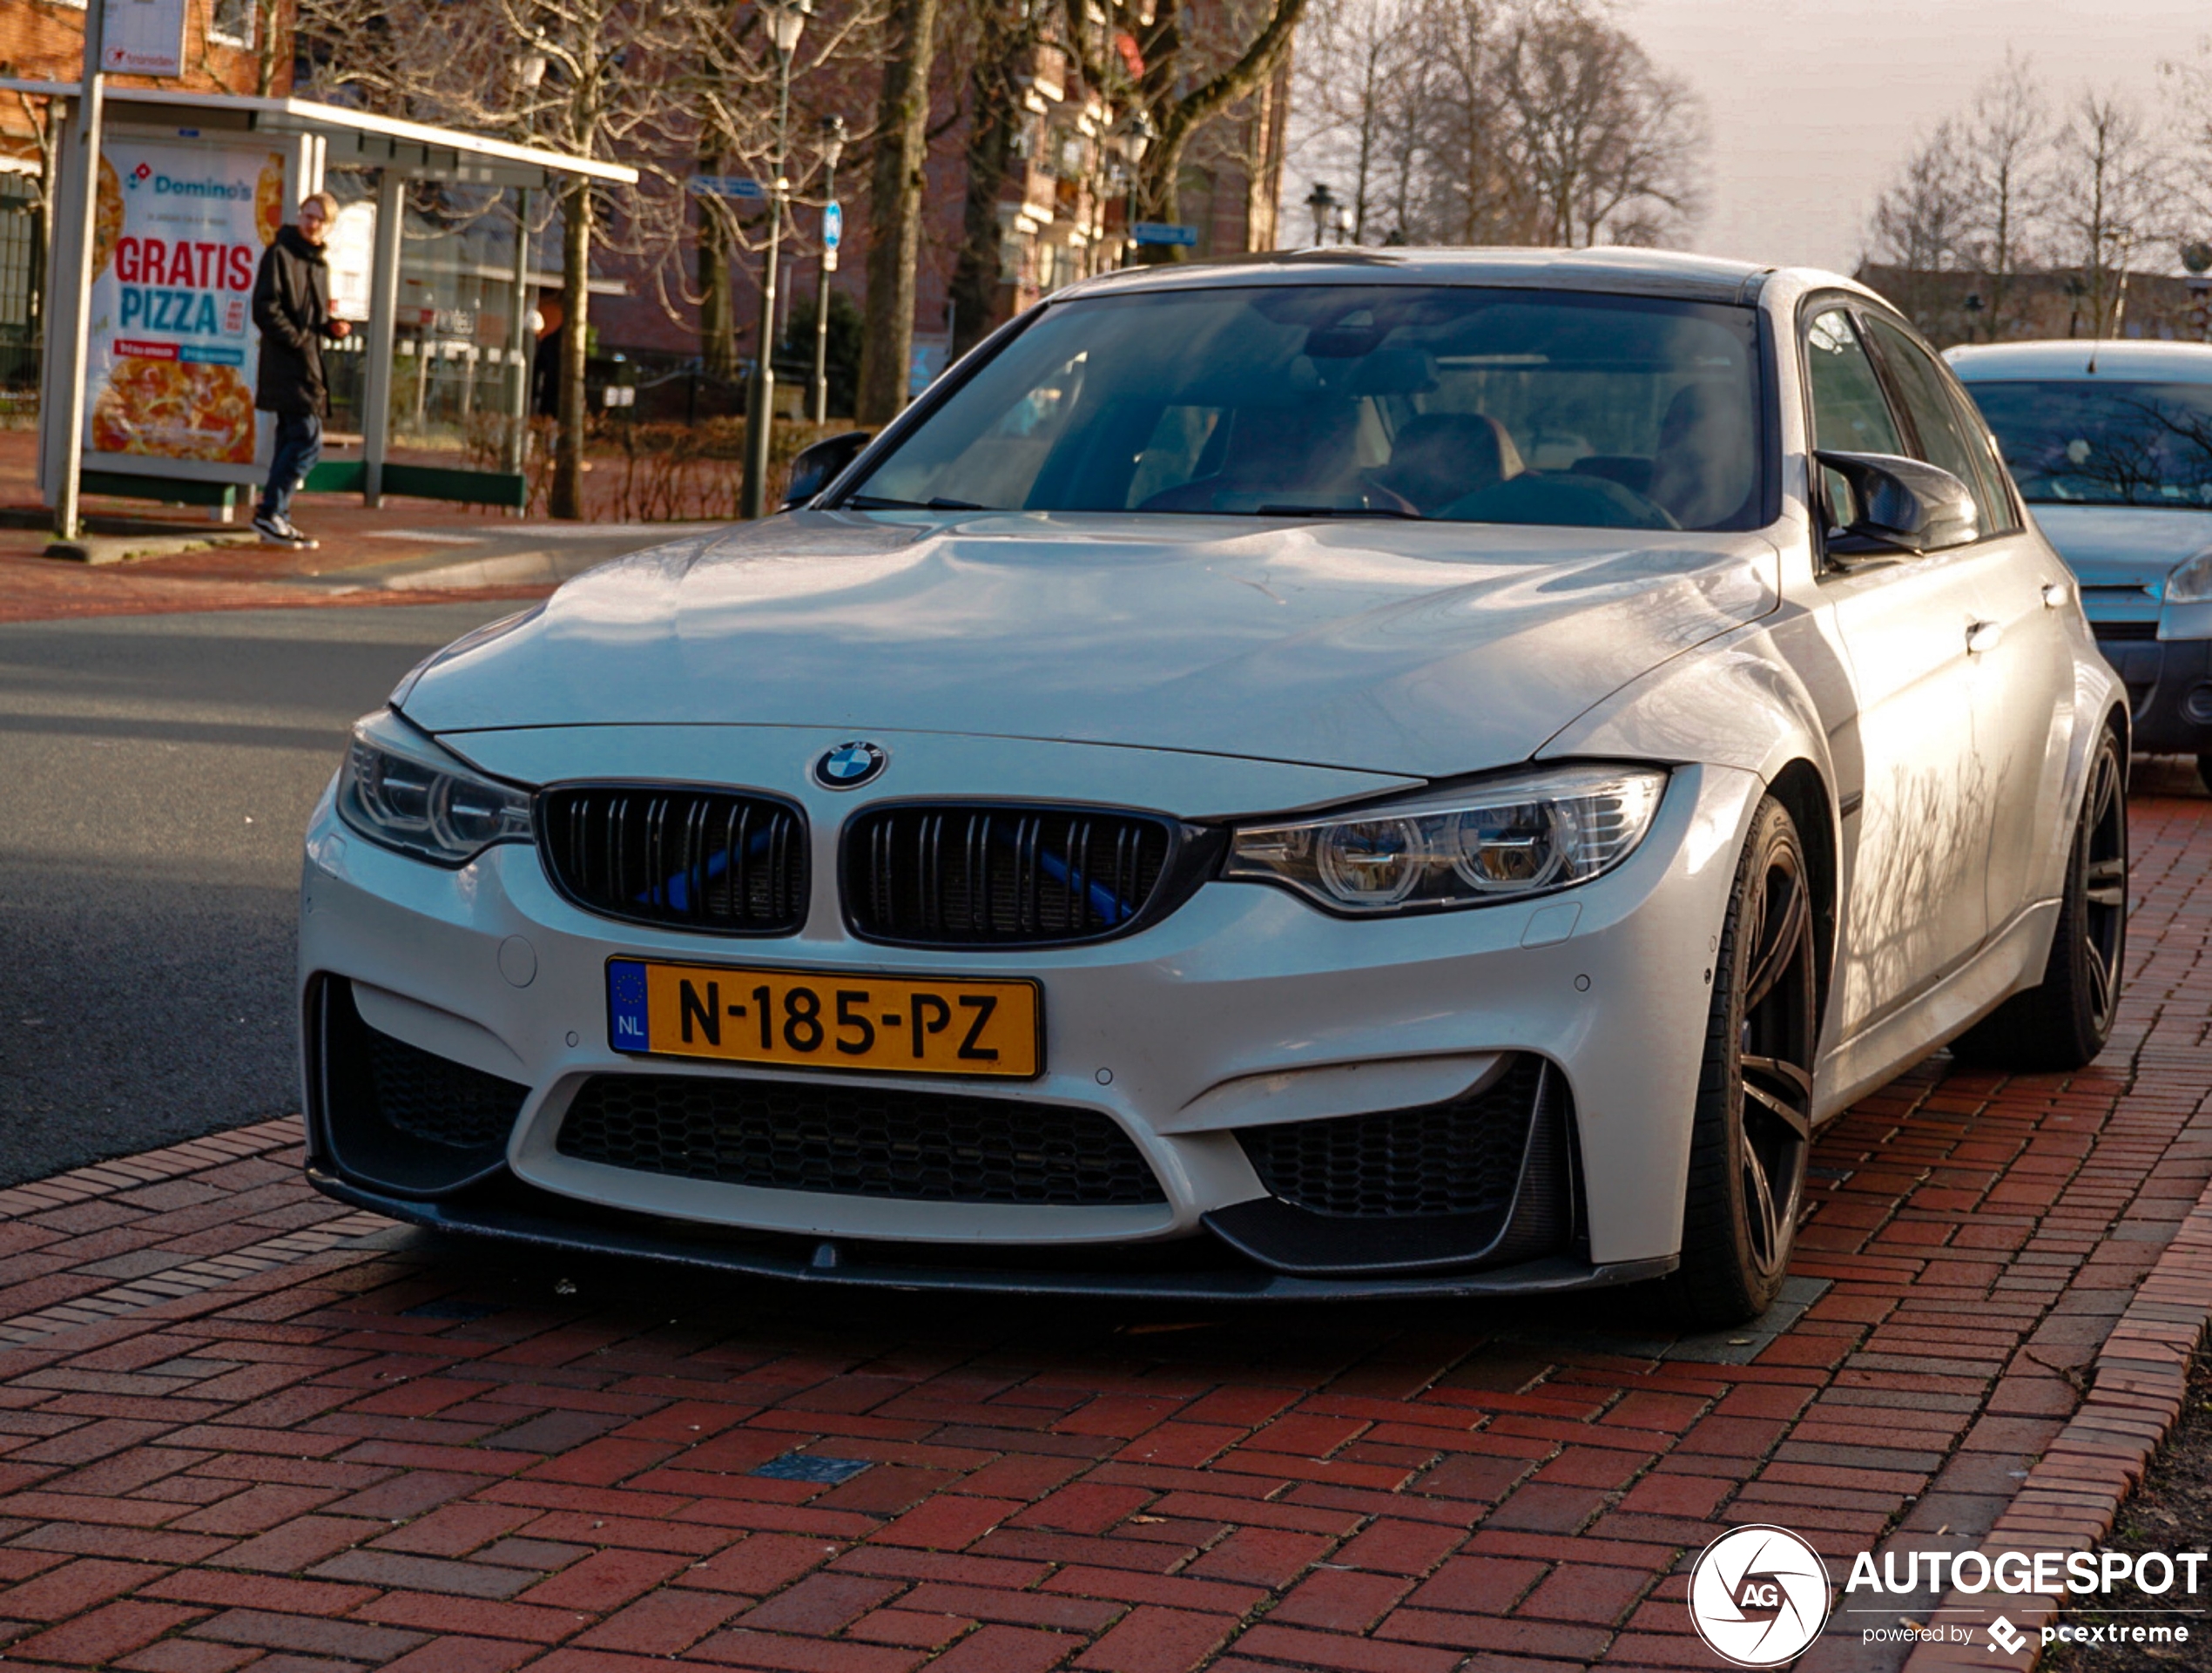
[299,749,1764,1294]
[2093,628,2212,754]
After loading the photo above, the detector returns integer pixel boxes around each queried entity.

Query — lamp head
[762,0,814,55]
[1305,181,1336,243]
[819,113,847,170]
[1118,108,1155,165]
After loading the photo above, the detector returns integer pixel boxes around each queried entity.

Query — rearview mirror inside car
[1814,449,1979,559]
[782,430,874,509]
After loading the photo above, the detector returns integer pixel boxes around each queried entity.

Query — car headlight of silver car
[336,708,533,867]
[2166,550,2212,604]
[1224,764,1669,914]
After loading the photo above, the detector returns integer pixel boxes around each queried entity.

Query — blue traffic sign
[688,174,765,200]
[1132,221,1198,246]
[823,201,842,250]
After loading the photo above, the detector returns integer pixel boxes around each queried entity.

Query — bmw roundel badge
[813,740,888,790]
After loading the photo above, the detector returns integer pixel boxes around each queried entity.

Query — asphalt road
[0,602,523,1185]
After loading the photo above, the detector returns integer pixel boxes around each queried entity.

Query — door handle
[1966,620,2004,655]
[2041,581,2070,609]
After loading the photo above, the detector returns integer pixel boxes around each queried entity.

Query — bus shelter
[0,82,635,512]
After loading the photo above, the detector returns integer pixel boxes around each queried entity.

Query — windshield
[843,285,1766,531]
[1965,379,2212,507]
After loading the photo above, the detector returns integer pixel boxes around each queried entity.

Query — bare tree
[1059,0,1312,257]
[1499,0,1702,246]
[1291,0,1421,241]
[1868,118,1975,271]
[1418,0,1527,243]
[1961,52,2047,339]
[1863,118,1977,336]
[1288,0,1704,248]
[689,0,883,382]
[2050,88,2171,341]
[945,0,1038,356]
[855,0,947,422]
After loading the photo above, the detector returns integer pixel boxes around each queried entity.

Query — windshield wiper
[1254,503,1424,519]
[844,494,991,511]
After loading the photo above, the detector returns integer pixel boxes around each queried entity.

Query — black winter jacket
[253,226,336,417]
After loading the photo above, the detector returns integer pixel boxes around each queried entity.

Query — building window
[0,176,36,335]
[209,0,255,48]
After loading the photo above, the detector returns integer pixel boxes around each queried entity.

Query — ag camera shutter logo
[1688,1524,1831,1666]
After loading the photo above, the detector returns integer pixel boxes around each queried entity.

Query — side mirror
[780,430,873,509]
[1813,449,1979,558]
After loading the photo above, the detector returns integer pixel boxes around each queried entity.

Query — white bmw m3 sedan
[300,250,2128,1326]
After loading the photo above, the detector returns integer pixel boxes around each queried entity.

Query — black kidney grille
[363,1022,528,1151]
[1238,1055,1548,1218]
[540,786,806,933]
[557,1075,1164,1206]
[847,806,1174,945]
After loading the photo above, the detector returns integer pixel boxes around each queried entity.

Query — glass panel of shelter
[324,172,536,466]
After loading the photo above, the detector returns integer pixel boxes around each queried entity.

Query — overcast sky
[1631,0,2208,273]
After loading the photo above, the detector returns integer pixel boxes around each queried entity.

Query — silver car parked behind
[1950,339,2212,788]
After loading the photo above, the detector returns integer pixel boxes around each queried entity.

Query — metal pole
[740,48,791,519]
[361,168,404,506]
[52,0,107,540]
[503,186,531,481]
[811,157,834,425]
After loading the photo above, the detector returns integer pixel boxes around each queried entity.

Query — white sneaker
[252,512,301,547]
[280,518,320,551]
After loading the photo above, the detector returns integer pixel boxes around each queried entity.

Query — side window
[1864,316,2013,535]
[1804,307,1904,531]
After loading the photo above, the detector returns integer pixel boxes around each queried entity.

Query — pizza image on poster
[84,141,280,466]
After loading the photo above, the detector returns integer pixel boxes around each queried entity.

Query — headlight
[1224,764,1669,914]
[336,709,533,866]
[2167,550,2212,604]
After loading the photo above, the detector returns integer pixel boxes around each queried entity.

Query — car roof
[1050,247,1861,308]
[1946,339,2212,381]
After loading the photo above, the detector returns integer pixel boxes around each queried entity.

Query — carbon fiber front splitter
[307,1169,1677,1303]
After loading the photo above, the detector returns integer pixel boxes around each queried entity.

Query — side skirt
[1812,898,2061,1123]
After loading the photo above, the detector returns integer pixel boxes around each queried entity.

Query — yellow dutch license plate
[605,958,1042,1078]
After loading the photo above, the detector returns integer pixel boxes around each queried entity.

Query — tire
[2197,752,2212,796]
[1669,796,1817,1329]
[1951,727,2128,1071]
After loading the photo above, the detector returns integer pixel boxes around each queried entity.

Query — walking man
[252,190,350,548]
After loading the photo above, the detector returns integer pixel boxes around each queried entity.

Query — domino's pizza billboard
[84,137,286,467]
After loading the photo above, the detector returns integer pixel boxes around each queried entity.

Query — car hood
[399,511,1780,779]
[2031,504,2212,589]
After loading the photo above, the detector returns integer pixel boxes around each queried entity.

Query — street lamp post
[1304,182,1337,248]
[2184,241,2212,343]
[740,0,813,519]
[1109,109,1153,266]
[811,113,845,425]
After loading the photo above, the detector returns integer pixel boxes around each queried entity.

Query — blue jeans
[259,413,322,521]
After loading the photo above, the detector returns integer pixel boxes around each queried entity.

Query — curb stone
[1900,1169,2212,1670]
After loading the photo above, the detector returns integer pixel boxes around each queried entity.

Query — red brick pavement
[0,430,557,622]
[0,791,2202,1672]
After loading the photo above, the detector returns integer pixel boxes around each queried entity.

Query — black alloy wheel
[1952,725,2128,1071]
[1671,796,1817,1327]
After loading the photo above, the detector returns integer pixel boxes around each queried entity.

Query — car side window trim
[1797,293,1916,568]
[1852,307,2019,544]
